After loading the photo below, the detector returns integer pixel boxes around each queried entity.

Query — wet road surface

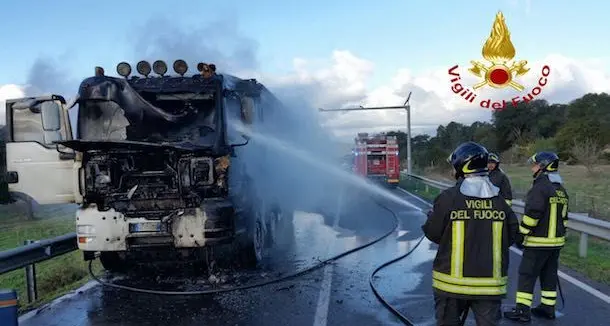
[19,188,610,326]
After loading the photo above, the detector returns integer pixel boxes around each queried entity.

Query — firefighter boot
[503,305,531,323]
[531,305,556,320]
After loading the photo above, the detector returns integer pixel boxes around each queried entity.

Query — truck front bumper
[76,198,241,252]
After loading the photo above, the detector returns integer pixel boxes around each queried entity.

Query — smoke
[6,16,351,220]
[226,86,348,217]
[23,57,79,98]
[129,16,259,75]
[127,17,351,218]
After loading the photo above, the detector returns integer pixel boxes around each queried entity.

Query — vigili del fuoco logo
[448,11,550,111]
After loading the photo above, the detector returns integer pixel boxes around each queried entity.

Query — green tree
[556,93,610,157]
[387,92,610,171]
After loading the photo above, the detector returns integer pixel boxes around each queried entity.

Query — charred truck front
[3,60,290,272]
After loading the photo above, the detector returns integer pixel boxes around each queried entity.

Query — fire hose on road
[88,199,406,296]
[88,195,430,325]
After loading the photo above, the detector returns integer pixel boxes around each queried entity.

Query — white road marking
[509,247,610,305]
[399,187,610,306]
[312,187,344,326]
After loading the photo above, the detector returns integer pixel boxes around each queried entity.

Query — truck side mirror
[40,101,61,131]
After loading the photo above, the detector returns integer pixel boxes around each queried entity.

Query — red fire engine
[352,132,400,187]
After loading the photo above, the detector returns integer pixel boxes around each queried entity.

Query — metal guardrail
[402,173,610,258]
[0,232,78,304]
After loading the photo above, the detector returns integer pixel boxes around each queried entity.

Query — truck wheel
[99,252,129,274]
[240,216,264,268]
[265,205,281,247]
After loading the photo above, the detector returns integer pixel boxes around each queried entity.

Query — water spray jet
[230,121,422,212]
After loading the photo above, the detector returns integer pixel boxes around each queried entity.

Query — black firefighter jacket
[519,173,569,249]
[489,168,513,206]
[422,179,519,300]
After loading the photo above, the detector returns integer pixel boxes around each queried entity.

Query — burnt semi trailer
[3,60,292,272]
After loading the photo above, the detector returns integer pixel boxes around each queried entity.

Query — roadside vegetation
[0,202,103,312]
[424,164,610,221]
[388,92,610,221]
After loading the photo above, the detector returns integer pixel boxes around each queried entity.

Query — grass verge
[501,164,610,221]
[400,178,610,286]
[0,202,103,312]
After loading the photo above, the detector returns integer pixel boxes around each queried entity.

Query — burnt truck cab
[3,60,290,271]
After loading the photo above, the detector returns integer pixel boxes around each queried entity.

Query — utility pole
[318,92,413,173]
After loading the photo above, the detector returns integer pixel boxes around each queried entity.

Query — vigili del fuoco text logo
[448,11,550,111]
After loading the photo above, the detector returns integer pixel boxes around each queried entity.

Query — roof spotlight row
[116,60,192,78]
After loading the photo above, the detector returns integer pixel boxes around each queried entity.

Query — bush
[499,138,558,166]
[530,137,558,153]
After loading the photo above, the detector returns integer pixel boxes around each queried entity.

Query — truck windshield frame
[73,75,228,152]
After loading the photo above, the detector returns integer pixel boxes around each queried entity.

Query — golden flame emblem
[468,11,529,91]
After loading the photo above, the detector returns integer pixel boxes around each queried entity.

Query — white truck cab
[3,61,291,273]
[4,95,80,205]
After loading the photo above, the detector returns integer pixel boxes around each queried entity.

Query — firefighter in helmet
[504,151,569,322]
[488,153,513,206]
[422,141,519,326]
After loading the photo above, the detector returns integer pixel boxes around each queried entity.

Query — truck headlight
[77,225,96,234]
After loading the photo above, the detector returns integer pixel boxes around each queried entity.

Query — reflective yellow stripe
[519,225,531,234]
[541,290,557,297]
[432,219,506,297]
[541,297,556,306]
[523,236,565,247]
[451,221,465,277]
[432,279,506,296]
[505,199,512,206]
[549,202,557,238]
[432,271,507,286]
[522,215,538,227]
[492,221,502,279]
[562,203,568,228]
[516,291,533,307]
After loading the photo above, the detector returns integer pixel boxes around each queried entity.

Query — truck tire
[265,205,281,247]
[99,252,129,274]
[239,214,265,268]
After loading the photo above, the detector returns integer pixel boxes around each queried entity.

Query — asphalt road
[18,187,610,326]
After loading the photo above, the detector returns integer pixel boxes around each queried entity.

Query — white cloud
[0,84,26,125]
[3,51,610,144]
[257,51,610,142]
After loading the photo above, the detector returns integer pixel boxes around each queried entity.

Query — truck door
[4,95,77,204]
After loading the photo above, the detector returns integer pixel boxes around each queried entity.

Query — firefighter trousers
[434,293,501,326]
[515,248,561,310]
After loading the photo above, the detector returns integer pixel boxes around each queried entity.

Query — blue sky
[2,0,609,90]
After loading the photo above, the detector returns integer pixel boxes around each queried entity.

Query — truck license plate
[130,222,162,233]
